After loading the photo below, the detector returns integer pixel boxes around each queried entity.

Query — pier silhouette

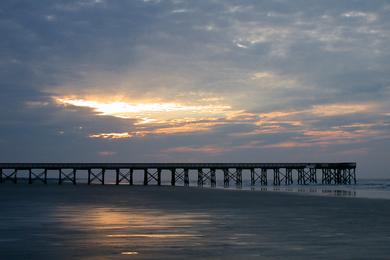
[0,163,356,186]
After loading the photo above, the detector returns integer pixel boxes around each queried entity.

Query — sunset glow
[55,97,232,121]
[56,96,241,138]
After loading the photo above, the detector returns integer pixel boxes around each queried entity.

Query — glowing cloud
[251,71,274,79]
[311,103,374,117]
[55,97,232,121]
[164,145,230,154]
[56,96,242,139]
[55,95,386,150]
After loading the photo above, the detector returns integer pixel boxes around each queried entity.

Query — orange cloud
[98,151,116,156]
[311,103,374,117]
[260,110,302,119]
[164,145,230,154]
[54,94,387,149]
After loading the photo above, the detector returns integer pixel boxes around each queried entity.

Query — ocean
[1,181,390,259]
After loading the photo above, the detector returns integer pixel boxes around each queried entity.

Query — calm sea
[1,180,390,259]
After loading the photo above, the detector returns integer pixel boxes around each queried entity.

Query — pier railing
[0,163,356,186]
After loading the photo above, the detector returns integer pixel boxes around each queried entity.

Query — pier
[0,163,356,186]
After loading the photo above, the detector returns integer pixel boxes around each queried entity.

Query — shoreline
[1,181,389,200]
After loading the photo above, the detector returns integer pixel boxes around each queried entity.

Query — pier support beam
[170,169,175,186]
[184,169,189,186]
[322,168,351,185]
[144,169,161,185]
[211,169,216,188]
[298,168,316,185]
[346,168,356,184]
[274,168,293,185]
[198,168,213,187]
[261,169,267,185]
[236,168,242,188]
[59,169,76,185]
[88,169,105,185]
[310,168,317,184]
[28,169,47,184]
[223,168,243,187]
[115,169,133,185]
[322,169,328,184]
[223,169,229,187]
[171,168,190,186]
[0,169,17,184]
[273,168,281,185]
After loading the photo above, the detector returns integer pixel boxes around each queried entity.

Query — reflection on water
[248,185,360,198]
[108,234,202,238]
[121,251,139,255]
[321,189,357,197]
[51,206,211,258]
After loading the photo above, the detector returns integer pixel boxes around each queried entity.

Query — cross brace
[59,169,76,185]
[116,169,133,185]
[29,169,47,184]
[250,168,267,186]
[198,169,216,187]
[0,169,17,184]
[171,168,189,186]
[223,168,242,187]
[88,169,105,185]
[144,169,161,185]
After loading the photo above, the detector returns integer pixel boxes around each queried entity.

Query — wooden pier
[0,163,356,187]
[0,162,356,187]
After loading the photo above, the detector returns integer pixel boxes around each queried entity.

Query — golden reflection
[53,207,210,256]
[121,251,139,255]
[108,234,202,238]
[53,207,211,230]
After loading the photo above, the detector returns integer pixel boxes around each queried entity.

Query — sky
[0,0,389,178]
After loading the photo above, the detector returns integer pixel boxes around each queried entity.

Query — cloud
[98,151,116,157]
[163,145,230,155]
[341,11,377,22]
[91,133,133,139]
[0,0,389,176]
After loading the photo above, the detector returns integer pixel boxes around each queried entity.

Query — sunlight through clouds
[55,96,244,139]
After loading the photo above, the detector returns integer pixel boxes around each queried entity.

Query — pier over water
[0,163,356,187]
